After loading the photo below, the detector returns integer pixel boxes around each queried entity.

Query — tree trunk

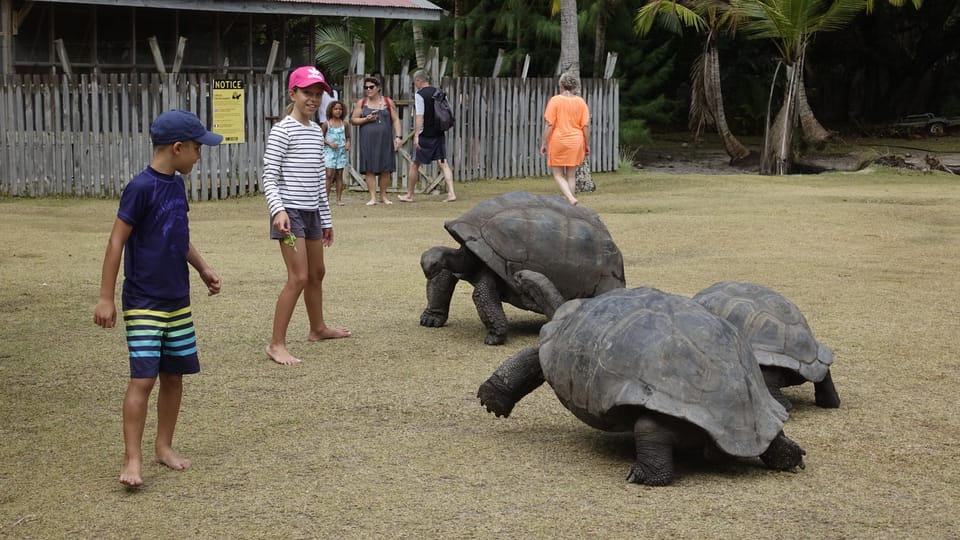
[762,63,802,175]
[797,77,830,144]
[593,3,608,78]
[454,0,466,75]
[703,43,751,163]
[559,0,594,191]
[559,0,579,77]
[412,22,426,68]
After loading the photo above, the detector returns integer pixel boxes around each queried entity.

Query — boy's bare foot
[119,460,143,487]
[382,198,393,205]
[444,196,457,202]
[397,194,414,202]
[567,197,578,205]
[266,344,302,365]
[155,447,192,472]
[337,201,344,206]
[365,200,377,206]
[308,325,352,341]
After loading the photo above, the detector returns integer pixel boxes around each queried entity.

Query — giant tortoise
[478,275,805,486]
[419,191,625,345]
[692,281,840,410]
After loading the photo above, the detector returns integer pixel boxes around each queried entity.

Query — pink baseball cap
[288,66,332,93]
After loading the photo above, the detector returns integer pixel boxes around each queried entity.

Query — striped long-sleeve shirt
[262,115,332,228]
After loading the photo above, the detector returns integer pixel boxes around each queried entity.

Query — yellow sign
[212,80,245,144]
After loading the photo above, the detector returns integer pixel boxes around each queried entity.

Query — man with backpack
[398,70,456,203]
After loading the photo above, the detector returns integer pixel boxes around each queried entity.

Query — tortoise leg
[627,415,676,486]
[420,269,458,327]
[813,370,841,408]
[761,369,794,411]
[473,269,509,345]
[419,246,476,327]
[759,431,806,472]
[477,347,545,418]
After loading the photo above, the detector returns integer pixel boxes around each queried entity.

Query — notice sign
[212,80,245,143]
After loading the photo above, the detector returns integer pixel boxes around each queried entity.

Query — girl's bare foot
[266,344,302,365]
[444,196,457,202]
[155,447,192,471]
[567,197,578,205]
[365,200,377,206]
[337,200,344,206]
[397,194,414,202]
[119,460,143,487]
[308,325,352,341]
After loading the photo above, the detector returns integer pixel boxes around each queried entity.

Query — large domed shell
[444,191,625,299]
[539,288,788,458]
[692,281,834,383]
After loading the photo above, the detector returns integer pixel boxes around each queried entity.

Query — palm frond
[314,25,354,81]
[635,1,708,36]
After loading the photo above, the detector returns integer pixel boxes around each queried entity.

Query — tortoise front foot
[477,377,517,418]
[760,431,806,472]
[626,462,673,486]
[419,309,448,327]
[484,332,507,346]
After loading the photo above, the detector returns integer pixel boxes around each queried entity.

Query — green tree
[636,1,752,162]
[731,0,865,174]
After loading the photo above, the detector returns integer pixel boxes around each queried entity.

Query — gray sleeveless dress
[358,101,396,174]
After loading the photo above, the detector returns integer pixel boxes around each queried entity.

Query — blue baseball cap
[150,109,223,146]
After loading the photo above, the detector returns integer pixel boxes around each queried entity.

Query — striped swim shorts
[122,293,200,378]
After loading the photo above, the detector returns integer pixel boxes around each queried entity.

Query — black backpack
[433,88,454,132]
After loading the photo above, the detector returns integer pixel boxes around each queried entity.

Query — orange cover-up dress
[544,94,590,167]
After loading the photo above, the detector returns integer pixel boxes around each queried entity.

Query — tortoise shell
[444,191,625,299]
[692,281,834,383]
[539,287,788,458]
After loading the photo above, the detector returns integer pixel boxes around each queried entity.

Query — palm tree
[636,0,752,163]
[732,0,924,174]
[731,0,865,174]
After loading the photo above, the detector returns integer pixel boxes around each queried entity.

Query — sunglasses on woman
[364,85,377,90]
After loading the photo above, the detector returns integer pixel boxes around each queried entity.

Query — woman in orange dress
[540,72,590,205]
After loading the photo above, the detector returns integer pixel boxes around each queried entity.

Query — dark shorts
[269,208,326,241]
[415,134,447,164]
[121,290,199,379]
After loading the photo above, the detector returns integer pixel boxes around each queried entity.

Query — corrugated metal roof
[31,0,444,20]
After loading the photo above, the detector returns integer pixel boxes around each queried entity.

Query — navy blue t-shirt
[117,167,191,301]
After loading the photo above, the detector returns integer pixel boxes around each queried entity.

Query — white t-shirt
[318,89,339,124]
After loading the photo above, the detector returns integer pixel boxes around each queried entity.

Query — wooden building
[0,0,442,76]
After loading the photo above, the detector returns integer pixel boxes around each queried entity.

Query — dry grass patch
[1,169,959,538]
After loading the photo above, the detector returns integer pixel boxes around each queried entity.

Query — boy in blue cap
[94,109,223,487]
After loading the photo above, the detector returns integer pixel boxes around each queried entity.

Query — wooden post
[492,49,504,78]
[603,52,618,79]
[53,39,73,82]
[147,36,166,80]
[350,40,365,75]
[265,40,279,74]
[171,37,187,74]
[426,47,439,83]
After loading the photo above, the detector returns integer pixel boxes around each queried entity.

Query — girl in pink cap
[262,66,352,366]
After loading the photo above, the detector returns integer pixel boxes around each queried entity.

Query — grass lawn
[1,166,958,538]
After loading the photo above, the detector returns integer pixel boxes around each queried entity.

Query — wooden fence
[1,73,618,199]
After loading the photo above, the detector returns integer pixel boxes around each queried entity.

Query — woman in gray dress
[351,76,402,205]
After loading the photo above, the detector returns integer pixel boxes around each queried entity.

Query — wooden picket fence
[0,73,618,199]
